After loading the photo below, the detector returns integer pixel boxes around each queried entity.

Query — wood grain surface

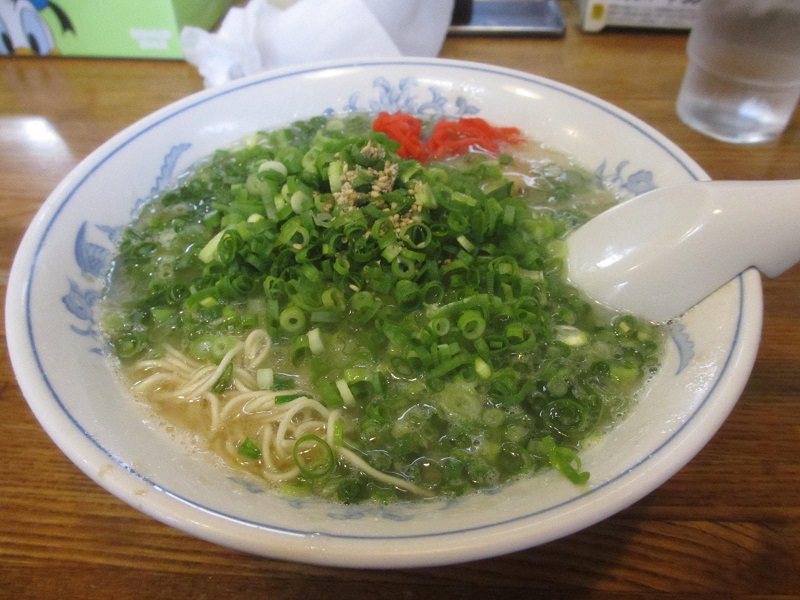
[2,2,799,598]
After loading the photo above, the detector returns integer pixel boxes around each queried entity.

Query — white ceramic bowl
[6,58,762,568]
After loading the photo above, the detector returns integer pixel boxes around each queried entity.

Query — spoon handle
[716,179,800,278]
[566,178,800,321]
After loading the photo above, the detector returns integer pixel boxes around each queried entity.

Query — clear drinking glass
[676,0,800,144]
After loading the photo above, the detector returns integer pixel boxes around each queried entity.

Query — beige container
[576,0,699,33]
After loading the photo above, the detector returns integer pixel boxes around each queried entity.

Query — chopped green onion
[292,435,335,479]
[279,306,307,333]
[456,234,475,252]
[238,437,262,460]
[336,379,355,406]
[211,362,233,393]
[534,436,589,485]
[258,160,288,180]
[257,367,273,390]
[308,327,324,355]
[457,310,486,340]
[556,325,588,347]
[474,356,493,380]
[197,229,226,263]
[275,392,307,404]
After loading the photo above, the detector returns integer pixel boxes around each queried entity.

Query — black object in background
[449,0,565,37]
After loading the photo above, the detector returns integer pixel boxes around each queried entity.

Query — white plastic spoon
[566,179,800,322]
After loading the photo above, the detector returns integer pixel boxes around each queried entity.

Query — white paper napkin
[182,0,456,88]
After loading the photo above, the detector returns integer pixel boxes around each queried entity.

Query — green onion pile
[102,113,663,503]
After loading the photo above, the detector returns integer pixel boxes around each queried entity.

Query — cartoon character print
[0,0,73,56]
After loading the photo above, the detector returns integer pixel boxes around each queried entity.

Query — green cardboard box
[1,0,234,59]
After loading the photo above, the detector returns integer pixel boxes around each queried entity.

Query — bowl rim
[5,57,763,568]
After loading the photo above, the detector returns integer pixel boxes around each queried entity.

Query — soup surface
[101,113,663,503]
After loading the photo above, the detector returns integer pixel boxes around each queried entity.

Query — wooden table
[2,4,799,597]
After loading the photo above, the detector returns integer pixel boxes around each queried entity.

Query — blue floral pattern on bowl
[339,76,481,118]
[63,142,192,353]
